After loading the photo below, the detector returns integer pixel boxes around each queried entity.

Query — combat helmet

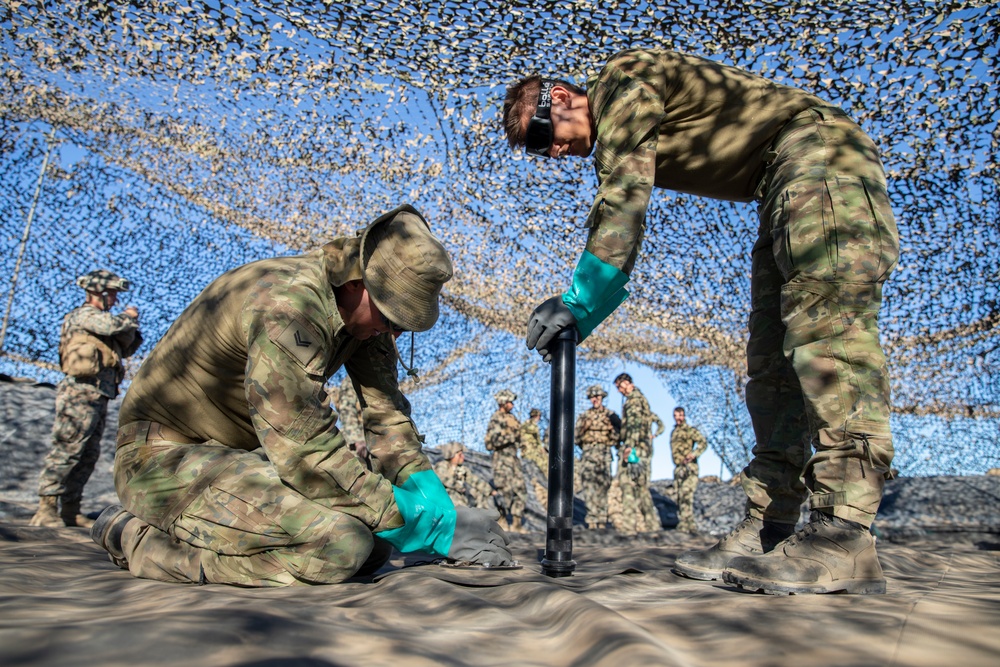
[529,408,541,418]
[76,269,130,293]
[586,384,607,398]
[494,389,517,405]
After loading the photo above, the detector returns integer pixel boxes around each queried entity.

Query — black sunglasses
[524,79,555,157]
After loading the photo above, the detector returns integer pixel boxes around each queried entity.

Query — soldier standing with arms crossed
[505,48,898,594]
[670,406,708,533]
[575,384,621,529]
[30,270,142,528]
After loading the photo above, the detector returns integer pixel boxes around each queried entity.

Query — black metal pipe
[541,327,578,577]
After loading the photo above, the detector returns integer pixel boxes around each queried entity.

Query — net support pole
[541,327,578,578]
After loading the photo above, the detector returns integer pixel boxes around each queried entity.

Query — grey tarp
[1,524,998,667]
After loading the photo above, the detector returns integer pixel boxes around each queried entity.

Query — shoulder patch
[270,316,325,375]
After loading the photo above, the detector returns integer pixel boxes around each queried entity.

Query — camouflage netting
[1,0,997,475]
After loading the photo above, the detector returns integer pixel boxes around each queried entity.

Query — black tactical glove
[448,507,513,566]
[526,295,577,362]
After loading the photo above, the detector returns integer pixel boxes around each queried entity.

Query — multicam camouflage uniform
[671,422,708,532]
[519,410,549,509]
[433,443,494,509]
[37,298,141,521]
[334,374,368,465]
[615,387,662,534]
[575,389,620,529]
[485,390,528,529]
[581,48,898,532]
[112,208,451,586]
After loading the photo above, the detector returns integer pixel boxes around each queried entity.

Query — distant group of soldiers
[418,372,710,535]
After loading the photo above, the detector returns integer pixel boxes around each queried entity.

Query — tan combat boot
[60,500,95,528]
[673,515,795,581]
[91,504,136,570]
[722,512,886,595]
[28,496,63,527]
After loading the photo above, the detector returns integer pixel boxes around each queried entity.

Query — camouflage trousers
[491,450,527,522]
[613,462,659,534]
[673,462,699,532]
[37,381,108,503]
[744,106,899,528]
[114,432,390,586]
[578,452,611,527]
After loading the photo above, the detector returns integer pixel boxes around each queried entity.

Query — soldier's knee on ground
[353,535,393,577]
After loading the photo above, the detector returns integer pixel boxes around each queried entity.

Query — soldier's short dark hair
[613,373,632,385]
[503,75,586,149]
[674,406,686,414]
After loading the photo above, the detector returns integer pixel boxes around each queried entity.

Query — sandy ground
[2,376,999,666]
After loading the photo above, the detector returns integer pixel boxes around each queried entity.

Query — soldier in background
[90,206,511,586]
[434,441,495,509]
[575,384,620,529]
[670,406,708,533]
[334,374,369,467]
[485,389,529,532]
[519,407,549,509]
[30,270,142,528]
[614,373,663,533]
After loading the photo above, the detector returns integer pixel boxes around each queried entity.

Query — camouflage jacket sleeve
[243,304,407,533]
[485,410,520,451]
[70,306,141,342]
[584,51,666,274]
[650,413,665,439]
[346,336,433,487]
[468,468,495,502]
[433,460,457,491]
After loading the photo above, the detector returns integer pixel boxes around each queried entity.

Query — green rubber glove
[376,470,457,555]
[562,250,630,341]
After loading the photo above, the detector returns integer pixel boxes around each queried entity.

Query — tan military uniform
[485,408,528,529]
[575,405,620,528]
[433,459,494,509]
[671,423,708,532]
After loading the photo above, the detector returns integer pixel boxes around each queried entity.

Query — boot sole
[672,561,724,581]
[722,570,886,595]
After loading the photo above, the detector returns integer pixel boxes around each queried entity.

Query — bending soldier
[91,206,511,586]
[30,270,142,528]
[575,384,620,529]
[506,48,897,594]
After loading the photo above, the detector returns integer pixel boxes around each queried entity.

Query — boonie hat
[494,389,517,405]
[360,204,453,332]
[586,384,607,398]
[530,408,542,418]
[76,269,130,293]
[439,441,465,460]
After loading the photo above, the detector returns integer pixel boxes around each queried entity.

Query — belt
[116,420,201,449]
